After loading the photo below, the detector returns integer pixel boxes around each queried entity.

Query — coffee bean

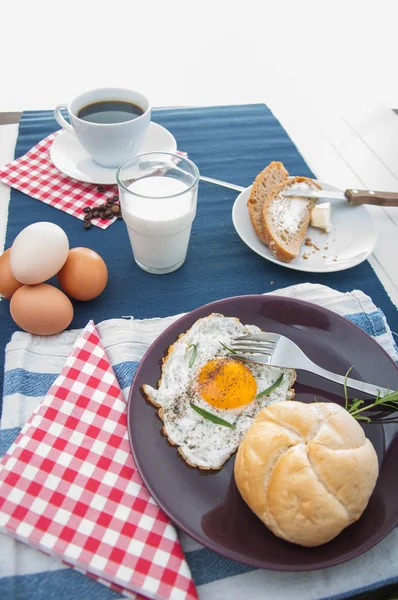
[97,186,105,193]
[83,206,91,214]
[111,204,120,214]
[112,195,119,202]
[108,214,114,220]
[104,209,112,218]
[106,198,114,206]
[99,204,107,212]
[92,209,100,218]
[84,221,92,229]
[84,213,92,221]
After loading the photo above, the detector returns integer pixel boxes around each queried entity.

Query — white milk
[121,176,197,272]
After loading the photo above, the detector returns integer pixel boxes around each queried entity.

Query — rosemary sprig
[343,367,398,423]
[344,366,354,411]
[185,344,197,368]
[256,374,284,399]
[190,402,235,429]
[219,341,237,354]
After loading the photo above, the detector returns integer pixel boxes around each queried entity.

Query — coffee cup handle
[54,104,75,135]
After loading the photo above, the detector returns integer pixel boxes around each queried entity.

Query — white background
[0,0,397,112]
[1,0,398,305]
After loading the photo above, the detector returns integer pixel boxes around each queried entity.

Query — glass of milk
[117,152,200,274]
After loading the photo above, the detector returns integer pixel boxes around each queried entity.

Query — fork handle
[310,364,390,397]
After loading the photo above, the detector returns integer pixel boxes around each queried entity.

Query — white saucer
[50,122,178,185]
[232,182,378,273]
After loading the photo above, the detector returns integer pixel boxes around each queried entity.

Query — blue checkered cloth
[1,283,398,600]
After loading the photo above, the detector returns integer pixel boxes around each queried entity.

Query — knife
[199,176,398,207]
[282,188,398,206]
[200,176,246,192]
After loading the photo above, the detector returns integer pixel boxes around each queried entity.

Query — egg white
[143,314,296,469]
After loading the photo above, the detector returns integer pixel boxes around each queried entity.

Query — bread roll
[234,402,379,547]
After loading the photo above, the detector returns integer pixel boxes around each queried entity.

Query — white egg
[10,222,69,285]
[143,314,296,470]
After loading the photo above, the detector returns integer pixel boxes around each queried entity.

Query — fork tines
[235,333,279,343]
[230,346,272,356]
[228,333,278,363]
[231,334,276,354]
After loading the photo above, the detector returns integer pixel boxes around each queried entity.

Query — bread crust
[247,162,289,243]
[234,402,379,546]
[262,176,321,262]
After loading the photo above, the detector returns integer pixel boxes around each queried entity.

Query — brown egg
[57,247,108,301]
[0,249,23,299]
[10,284,74,335]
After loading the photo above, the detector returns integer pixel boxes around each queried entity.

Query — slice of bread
[262,176,321,262]
[247,162,289,243]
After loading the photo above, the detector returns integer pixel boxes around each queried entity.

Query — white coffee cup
[54,87,151,168]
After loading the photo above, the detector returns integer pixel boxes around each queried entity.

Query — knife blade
[199,176,246,193]
[282,188,398,206]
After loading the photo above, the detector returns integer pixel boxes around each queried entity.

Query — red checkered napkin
[0,132,118,229]
[0,321,198,600]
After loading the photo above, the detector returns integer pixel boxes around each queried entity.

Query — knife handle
[345,189,398,207]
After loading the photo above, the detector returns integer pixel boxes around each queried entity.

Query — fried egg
[143,314,296,469]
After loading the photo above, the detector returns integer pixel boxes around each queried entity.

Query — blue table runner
[0,104,396,415]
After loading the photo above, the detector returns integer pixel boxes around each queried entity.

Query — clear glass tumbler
[117,152,200,274]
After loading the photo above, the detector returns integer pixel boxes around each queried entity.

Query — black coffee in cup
[55,87,151,167]
[77,100,144,124]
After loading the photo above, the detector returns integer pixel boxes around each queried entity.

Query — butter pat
[310,202,332,232]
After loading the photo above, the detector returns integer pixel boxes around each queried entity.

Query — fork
[230,332,391,397]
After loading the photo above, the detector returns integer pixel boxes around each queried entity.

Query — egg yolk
[197,358,257,410]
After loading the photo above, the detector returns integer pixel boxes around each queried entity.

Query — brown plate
[127,295,398,571]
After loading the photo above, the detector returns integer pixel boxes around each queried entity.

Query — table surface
[1,104,397,308]
[0,106,398,600]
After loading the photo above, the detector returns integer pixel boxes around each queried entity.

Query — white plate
[232,182,378,273]
[50,122,178,185]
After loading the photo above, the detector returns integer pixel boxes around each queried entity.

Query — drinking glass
[117,152,200,274]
